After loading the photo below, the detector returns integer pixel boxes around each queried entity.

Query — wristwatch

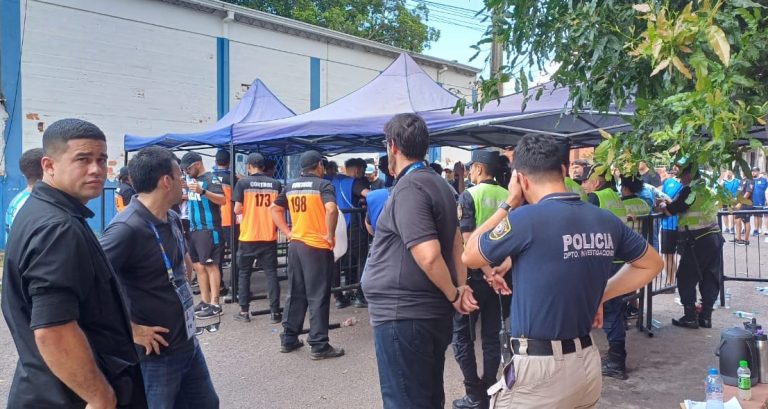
[498,202,512,212]
[200,188,207,196]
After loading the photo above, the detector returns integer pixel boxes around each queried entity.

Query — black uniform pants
[452,271,504,397]
[282,240,334,352]
[603,263,626,344]
[677,232,724,308]
[238,241,279,312]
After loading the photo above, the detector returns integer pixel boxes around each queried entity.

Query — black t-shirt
[361,163,459,324]
[187,171,224,231]
[1,182,141,408]
[666,186,692,215]
[741,178,755,199]
[100,199,194,356]
[478,193,648,340]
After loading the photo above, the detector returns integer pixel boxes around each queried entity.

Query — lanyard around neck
[147,221,178,286]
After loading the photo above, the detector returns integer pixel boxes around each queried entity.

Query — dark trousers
[603,263,626,344]
[282,240,334,351]
[140,342,218,409]
[677,232,724,307]
[237,241,279,313]
[373,316,453,409]
[452,273,503,398]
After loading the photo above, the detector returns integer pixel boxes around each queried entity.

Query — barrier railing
[718,209,768,308]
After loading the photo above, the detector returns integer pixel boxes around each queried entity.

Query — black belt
[510,335,592,356]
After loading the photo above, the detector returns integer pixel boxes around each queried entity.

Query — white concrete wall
[19,0,477,178]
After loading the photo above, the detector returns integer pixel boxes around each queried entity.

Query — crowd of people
[1,112,755,408]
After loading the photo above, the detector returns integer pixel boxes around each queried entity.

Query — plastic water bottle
[705,368,724,409]
[738,360,752,401]
[735,311,756,319]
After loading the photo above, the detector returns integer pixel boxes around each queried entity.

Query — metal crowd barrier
[718,209,768,307]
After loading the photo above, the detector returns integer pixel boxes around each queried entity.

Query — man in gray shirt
[362,113,477,408]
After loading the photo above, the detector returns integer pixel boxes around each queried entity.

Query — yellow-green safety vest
[467,182,509,225]
[594,188,627,220]
[622,196,651,236]
[678,188,719,232]
[565,177,587,201]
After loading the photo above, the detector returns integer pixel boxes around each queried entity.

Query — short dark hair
[42,118,106,156]
[621,175,644,194]
[215,150,230,166]
[378,156,389,173]
[384,113,429,160]
[264,159,276,173]
[19,148,44,183]
[128,146,178,194]
[512,134,563,181]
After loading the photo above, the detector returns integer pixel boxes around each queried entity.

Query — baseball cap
[467,150,500,167]
[299,150,324,170]
[118,166,129,179]
[753,166,761,172]
[247,153,265,168]
[180,152,203,169]
[365,164,375,175]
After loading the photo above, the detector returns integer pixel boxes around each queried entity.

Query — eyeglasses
[382,139,390,148]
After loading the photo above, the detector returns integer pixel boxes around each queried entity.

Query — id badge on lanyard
[148,221,196,340]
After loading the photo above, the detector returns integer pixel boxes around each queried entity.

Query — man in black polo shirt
[101,147,219,408]
[362,113,477,408]
[2,118,146,408]
[462,134,663,408]
[180,152,227,319]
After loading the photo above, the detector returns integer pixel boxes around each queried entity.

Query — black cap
[118,166,129,181]
[299,150,324,170]
[180,152,203,169]
[469,150,500,167]
[247,153,265,168]
[753,166,761,172]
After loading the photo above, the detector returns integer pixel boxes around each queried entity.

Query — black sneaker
[452,395,486,409]
[270,312,283,324]
[310,345,345,360]
[196,304,223,319]
[194,301,207,313]
[352,292,368,308]
[234,312,250,323]
[335,294,350,309]
[280,340,304,353]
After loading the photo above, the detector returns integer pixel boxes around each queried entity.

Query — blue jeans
[140,341,219,409]
[373,317,453,409]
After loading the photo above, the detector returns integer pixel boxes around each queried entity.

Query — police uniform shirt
[187,172,224,232]
[741,178,755,204]
[274,174,336,250]
[233,173,282,242]
[361,163,459,325]
[477,193,648,340]
[100,199,194,356]
[2,182,141,408]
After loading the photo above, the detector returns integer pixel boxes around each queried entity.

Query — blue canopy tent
[123,79,295,151]
[230,58,634,155]
[231,53,463,155]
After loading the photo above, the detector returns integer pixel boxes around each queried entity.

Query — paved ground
[0,237,766,408]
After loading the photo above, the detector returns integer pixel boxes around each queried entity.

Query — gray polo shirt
[361,163,459,325]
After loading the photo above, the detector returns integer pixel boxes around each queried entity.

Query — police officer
[115,166,136,212]
[659,159,724,329]
[271,150,345,359]
[453,150,510,409]
[582,166,641,380]
[558,141,587,201]
[462,134,662,408]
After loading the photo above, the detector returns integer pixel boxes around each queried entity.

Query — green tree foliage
[474,0,768,200]
[224,0,440,52]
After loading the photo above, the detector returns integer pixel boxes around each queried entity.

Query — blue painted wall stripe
[1,0,24,250]
[310,57,320,110]
[216,37,230,120]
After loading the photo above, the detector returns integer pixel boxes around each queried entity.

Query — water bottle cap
[740,360,749,367]
[709,368,719,375]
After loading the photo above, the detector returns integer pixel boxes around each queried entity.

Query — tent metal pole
[229,141,238,304]
[491,125,566,137]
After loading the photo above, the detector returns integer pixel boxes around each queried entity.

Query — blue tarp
[124,79,295,151]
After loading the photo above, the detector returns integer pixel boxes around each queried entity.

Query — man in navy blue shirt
[462,134,663,408]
